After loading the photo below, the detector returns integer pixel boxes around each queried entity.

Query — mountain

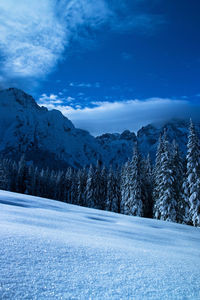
[0,88,199,168]
[0,88,103,168]
[137,119,200,160]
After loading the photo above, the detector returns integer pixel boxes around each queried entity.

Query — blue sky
[0,0,200,135]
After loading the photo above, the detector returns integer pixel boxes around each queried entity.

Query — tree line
[0,120,199,226]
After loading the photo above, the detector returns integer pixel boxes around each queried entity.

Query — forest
[0,120,199,227]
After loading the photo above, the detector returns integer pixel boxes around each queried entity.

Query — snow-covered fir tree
[99,166,107,210]
[92,160,104,209]
[171,140,186,223]
[106,167,119,212]
[141,154,153,218]
[77,168,87,206]
[64,168,73,203]
[70,169,78,205]
[184,120,200,226]
[123,143,144,216]
[153,131,177,222]
[0,159,7,190]
[85,164,95,208]
[17,155,28,193]
[120,160,130,214]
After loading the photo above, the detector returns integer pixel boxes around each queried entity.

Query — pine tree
[26,164,35,195]
[93,160,102,209]
[77,168,87,206]
[64,168,73,203]
[185,120,200,226]
[106,166,119,212]
[71,169,78,204]
[0,159,7,190]
[171,140,185,223]
[123,143,144,216]
[48,169,57,199]
[85,164,95,208]
[99,166,107,210]
[17,155,28,193]
[7,160,18,192]
[141,154,153,218]
[153,131,177,222]
[120,161,130,214]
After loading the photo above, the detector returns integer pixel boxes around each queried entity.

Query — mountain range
[0,88,199,169]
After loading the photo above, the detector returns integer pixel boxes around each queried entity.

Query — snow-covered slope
[0,88,199,168]
[0,190,200,299]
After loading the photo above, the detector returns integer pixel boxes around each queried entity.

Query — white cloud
[37,97,200,136]
[0,0,66,86]
[66,96,75,102]
[38,93,64,105]
[0,0,165,88]
[38,93,76,106]
[69,82,100,88]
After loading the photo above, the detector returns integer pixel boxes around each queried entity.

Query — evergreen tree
[17,155,28,193]
[123,143,144,216]
[77,168,87,206]
[65,168,73,203]
[153,131,177,222]
[185,120,200,226]
[171,140,185,223]
[99,166,107,210]
[85,164,95,208]
[26,164,35,195]
[93,160,102,209]
[141,154,153,218]
[0,159,7,190]
[120,161,130,214]
[106,166,118,212]
[70,169,78,204]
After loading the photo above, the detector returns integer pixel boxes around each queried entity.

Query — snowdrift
[0,190,200,299]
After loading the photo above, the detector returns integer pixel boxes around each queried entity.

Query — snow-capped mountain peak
[0,88,199,168]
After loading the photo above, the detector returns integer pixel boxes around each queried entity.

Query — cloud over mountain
[38,97,200,136]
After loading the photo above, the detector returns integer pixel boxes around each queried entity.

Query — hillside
[0,190,200,299]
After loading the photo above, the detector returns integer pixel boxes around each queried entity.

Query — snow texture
[0,190,200,299]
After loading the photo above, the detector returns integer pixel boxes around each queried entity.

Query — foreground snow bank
[0,190,200,300]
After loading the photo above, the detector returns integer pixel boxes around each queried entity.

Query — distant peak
[0,87,39,109]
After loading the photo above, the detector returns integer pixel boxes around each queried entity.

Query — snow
[0,190,200,299]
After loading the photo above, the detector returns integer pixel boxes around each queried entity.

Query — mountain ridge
[0,88,199,168]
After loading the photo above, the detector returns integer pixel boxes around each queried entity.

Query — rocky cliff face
[0,88,199,168]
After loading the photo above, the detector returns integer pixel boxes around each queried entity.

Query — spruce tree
[17,155,28,193]
[106,167,118,212]
[77,168,87,206]
[123,143,144,216]
[99,166,107,210]
[120,161,130,214]
[85,164,95,208]
[185,120,200,226]
[0,159,7,190]
[171,140,185,223]
[141,154,153,218]
[153,131,177,222]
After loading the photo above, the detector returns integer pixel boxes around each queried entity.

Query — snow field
[0,190,200,299]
